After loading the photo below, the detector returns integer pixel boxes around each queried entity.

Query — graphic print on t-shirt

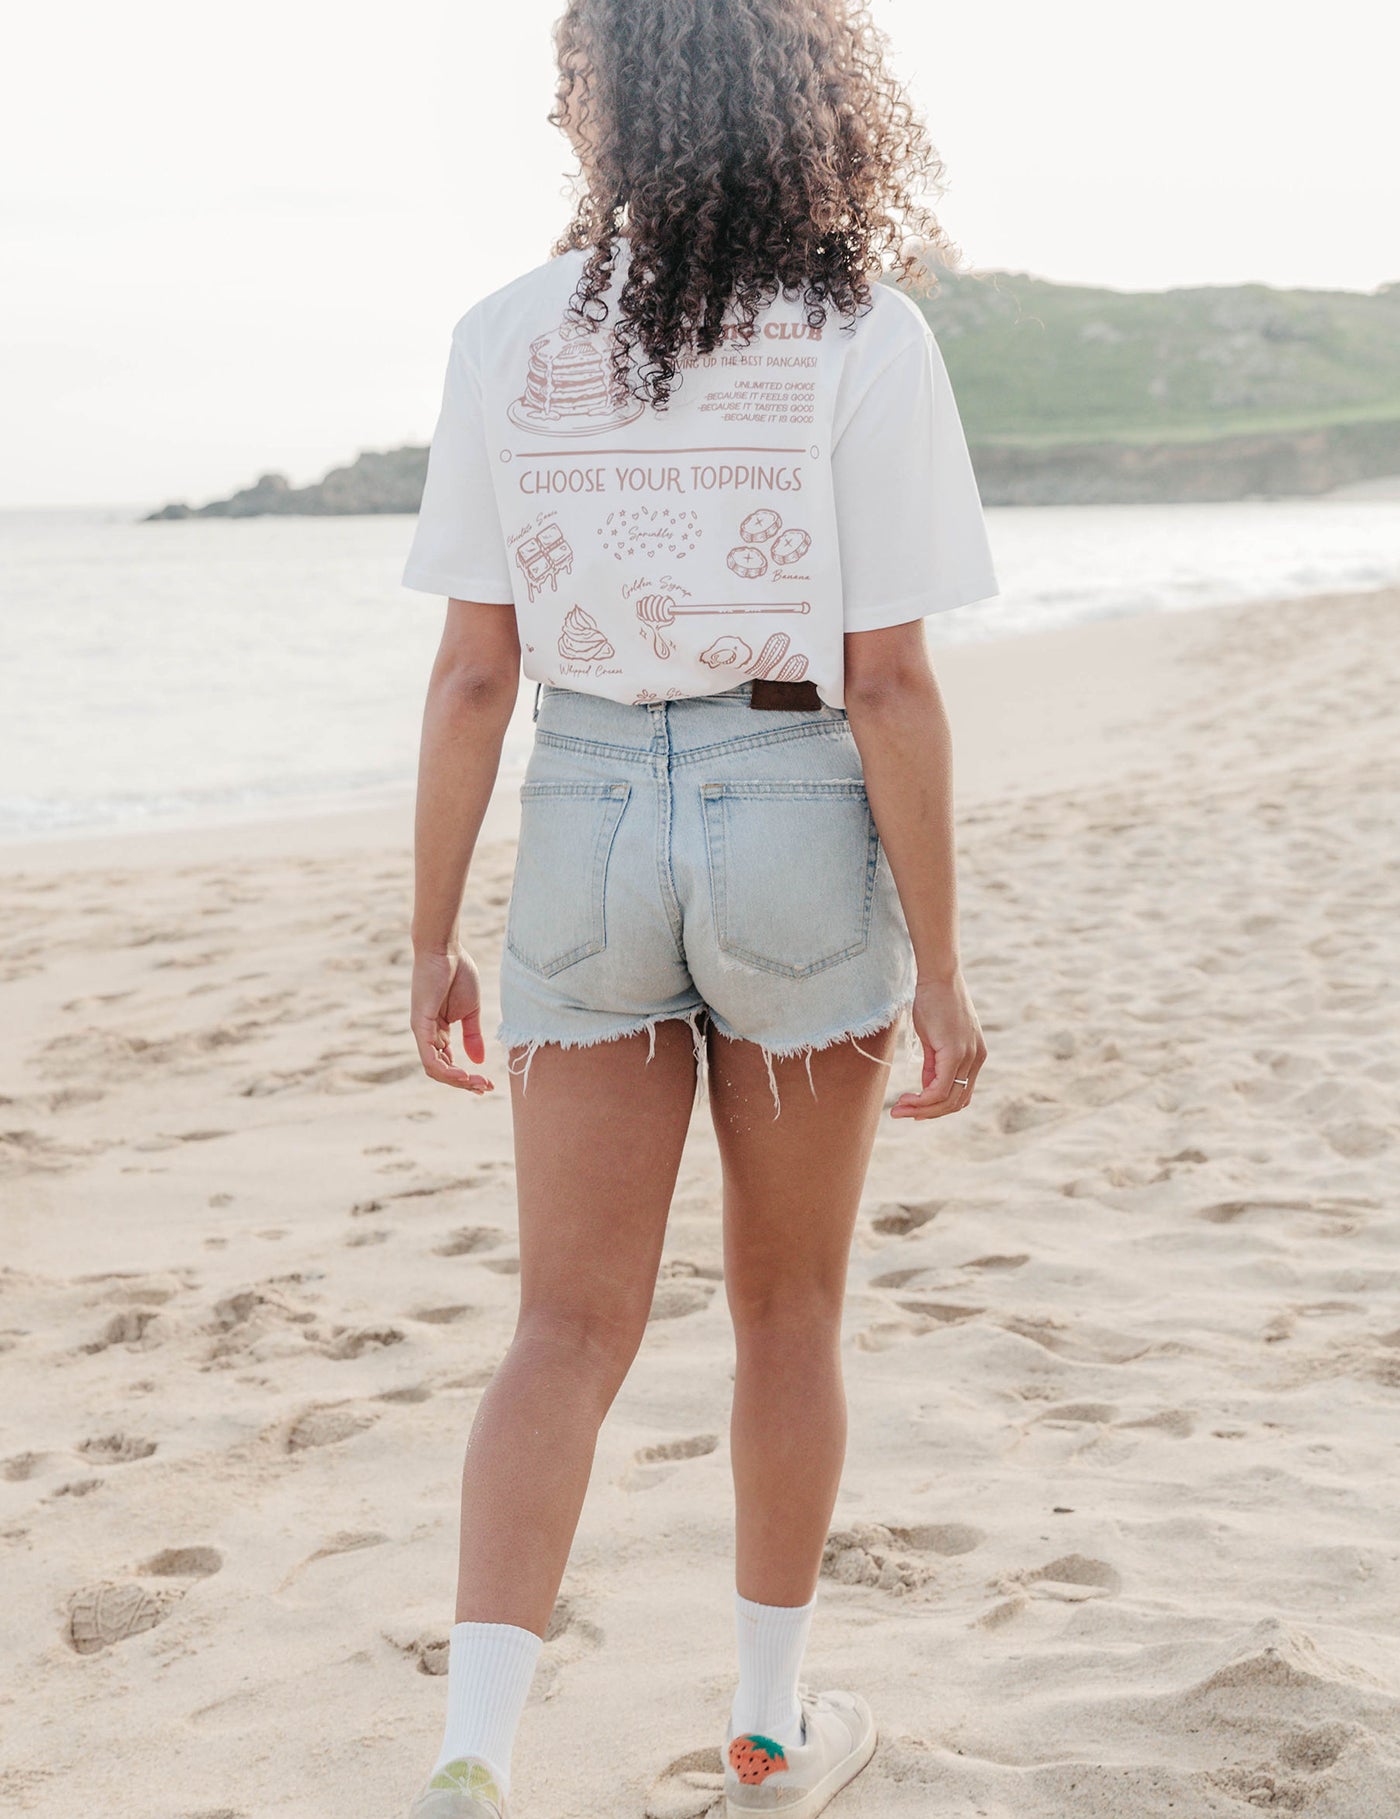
[725,508,814,582]
[633,592,812,664]
[598,507,702,563]
[514,518,575,601]
[490,280,835,701]
[509,319,645,437]
[556,606,615,663]
[402,249,1000,707]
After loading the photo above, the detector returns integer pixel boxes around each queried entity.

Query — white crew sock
[729,1590,816,1751]
[432,1620,543,1794]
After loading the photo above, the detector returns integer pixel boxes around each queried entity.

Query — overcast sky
[4,0,1397,508]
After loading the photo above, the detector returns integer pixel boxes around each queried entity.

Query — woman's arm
[843,620,986,1120]
[410,599,521,1092]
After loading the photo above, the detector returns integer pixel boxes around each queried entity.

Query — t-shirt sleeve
[833,319,998,633]
[400,317,514,602]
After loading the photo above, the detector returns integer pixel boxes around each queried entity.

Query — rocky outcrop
[145,447,428,520]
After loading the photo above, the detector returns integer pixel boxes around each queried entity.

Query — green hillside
[917,271,1400,448]
[146,273,1400,518]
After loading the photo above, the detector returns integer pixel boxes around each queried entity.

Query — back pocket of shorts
[701,780,879,979]
[506,781,630,978]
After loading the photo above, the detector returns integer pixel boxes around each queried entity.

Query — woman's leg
[708,1021,898,1745]
[454,1019,699,1630]
[420,1023,697,1801]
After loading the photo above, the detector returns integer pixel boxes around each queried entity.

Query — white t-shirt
[401,246,997,707]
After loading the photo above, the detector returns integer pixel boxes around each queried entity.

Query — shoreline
[0,583,1356,876]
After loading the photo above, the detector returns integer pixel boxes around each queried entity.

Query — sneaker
[406,1756,508,1818]
[725,1684,877,1817]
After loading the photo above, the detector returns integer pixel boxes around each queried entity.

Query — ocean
[2,498,1398,841]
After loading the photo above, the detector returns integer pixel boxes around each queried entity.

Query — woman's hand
[410,949,495,1094]
[891,972,986,1121]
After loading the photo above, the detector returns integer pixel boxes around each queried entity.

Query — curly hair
[548,0,952,408]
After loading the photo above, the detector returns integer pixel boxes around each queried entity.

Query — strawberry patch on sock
[728,1734,790,1784]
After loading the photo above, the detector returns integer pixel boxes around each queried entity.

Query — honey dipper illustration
[635,595,810,659]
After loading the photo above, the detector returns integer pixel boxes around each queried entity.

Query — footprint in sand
[386,1592,602,1684]
[822,1520,984,1594]
[996,1094,1063,1135]
[647,1260,722,1322]
[867,1265,927,1290]
[320,1324,405,1361]
[1197,1195,1376,1226]
[202,1284,320,1363]
[76,1433,157,1465]
[543,1593,605,1656]
[144,1546,223,1577]
[621,1433,719,1493]
[1028,1553,1123,1602]
[867,1200,940,1237]
[81,1308,162,1354]
[432,1225,507,1257]
[644,1746,725,1819]
[1036,1401,1119,1427]
[977,1552,1122,1628]
[634,1434,719,1466]
[67,1547,222,1654]
[386,1626,452,1676]
[3,1451,49,1482]
[648,1283,713,1322]
[997,1312,1151,1365]
[377,1383,434,1405]
[1119,1408,1196,1438]
[441,1365,498,1392]
[855,1300,984,1352]
[280,1530,389,1591]
[69,1584,175,1655]
[282,1403,378,1453]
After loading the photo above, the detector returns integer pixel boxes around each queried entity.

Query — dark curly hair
[548,0,952,408]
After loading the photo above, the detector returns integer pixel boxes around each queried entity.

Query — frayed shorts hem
[494,992,912,1115]
[496,1006,709,1095]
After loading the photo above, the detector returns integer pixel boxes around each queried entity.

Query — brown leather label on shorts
[749,678,822,712]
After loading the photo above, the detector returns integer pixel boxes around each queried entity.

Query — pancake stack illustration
[509,320,645,436]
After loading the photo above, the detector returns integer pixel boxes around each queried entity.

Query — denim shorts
[497,682,915,1094]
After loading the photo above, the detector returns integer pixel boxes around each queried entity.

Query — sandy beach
[2,585,1398,1818]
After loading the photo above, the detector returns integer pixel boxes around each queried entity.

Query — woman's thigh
[509,1020,700,1360]
[708,1020,899,1320]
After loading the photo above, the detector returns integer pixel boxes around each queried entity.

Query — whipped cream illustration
[557,606,616,663]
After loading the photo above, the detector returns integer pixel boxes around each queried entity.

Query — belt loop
[531,681,542,723]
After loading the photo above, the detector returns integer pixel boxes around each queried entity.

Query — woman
[399,2,995,1813]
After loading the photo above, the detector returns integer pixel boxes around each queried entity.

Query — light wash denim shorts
[497,682,914,1095]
